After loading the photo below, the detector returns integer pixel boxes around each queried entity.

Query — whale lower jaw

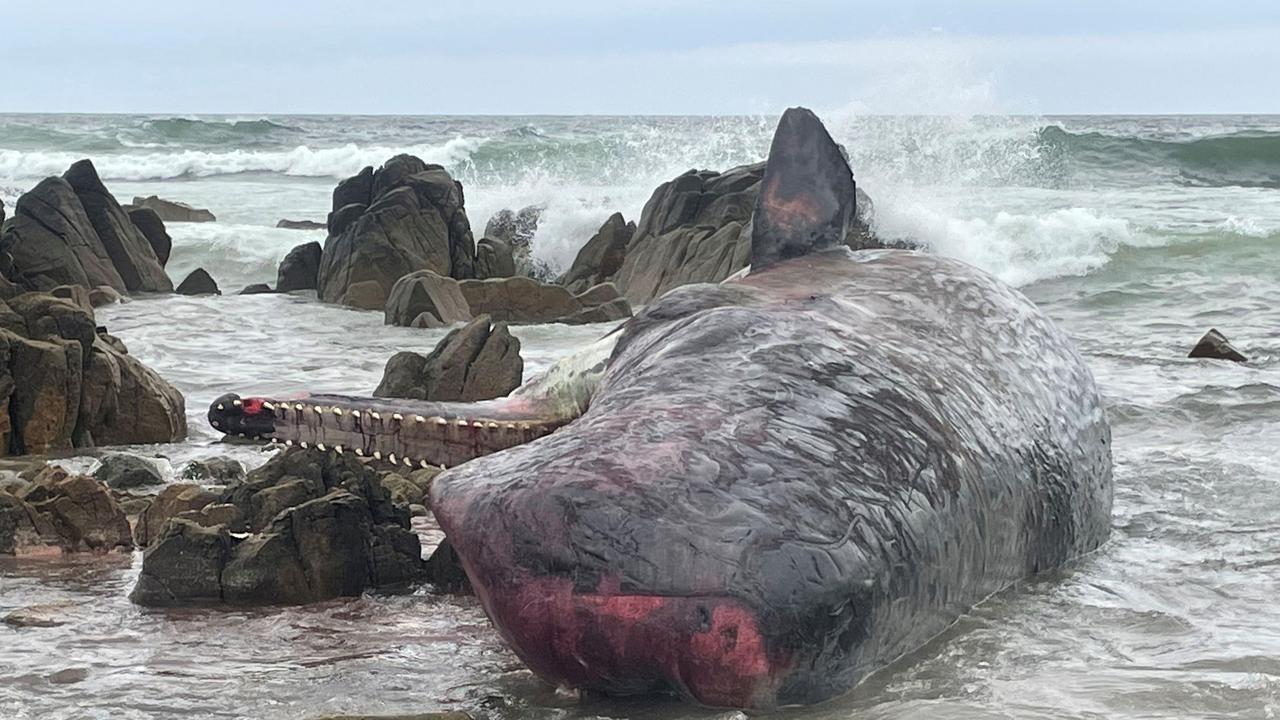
[469,572,788,709]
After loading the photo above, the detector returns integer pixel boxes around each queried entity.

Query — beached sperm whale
[207,107,1113,709]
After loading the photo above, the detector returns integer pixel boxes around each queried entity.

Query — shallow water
[2,114,1280,718]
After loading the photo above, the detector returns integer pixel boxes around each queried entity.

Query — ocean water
[1,113,1278,719]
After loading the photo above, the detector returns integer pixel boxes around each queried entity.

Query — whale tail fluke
[750,107,857,271]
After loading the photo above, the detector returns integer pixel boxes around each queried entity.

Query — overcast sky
[4,0,1278,115]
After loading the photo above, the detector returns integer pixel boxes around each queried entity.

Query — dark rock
[126,206,171,267]
[474,237,516,280]
[1189,329,1248,363]
[80,334,187,447]
[180,456,246,484]
[425,538,471,594]
[134,483,218,546]
[379,472,425,506]
[457,276,582,324]
[375,316,522,402]
[561,212,634,293]
[50,285,93,313]
[17,467,132,552]
[328,203,366,237]
[131,195,216,223]
[384,270,471,327]
[176,268,220,295]
[238,283,273,295]
[131,448,426,606]
[330,167,373,225]
[93,454,164,490]
[484,205,542,251]
[8,292,96,362]
[88,286,123,307]
[276,219,326,231]
[276,241,323,292]
[0,177,127,292]
[2,330,81,455]
[64,161,172,293]
[318,157,476,308]
[0,490,60,554]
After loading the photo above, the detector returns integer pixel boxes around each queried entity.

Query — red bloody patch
[241,397,265,415]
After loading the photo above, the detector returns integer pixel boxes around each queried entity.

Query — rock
[574,282,622,307]
[330,167,373,225]
[134,483,218,546]
[0,490,60,554]
[1189,329,1248,363]
[276,241,323,292]
[408,503,428,518]
[276,219,326,230]
[613,162,878,304]
[131,195,216,223]
[88,286,123,307]
[559,297,633,325]
[474,237,516,280]
[407,466,442,501]
[561,212,634,293]
[379,472,425,506]
[18,468,132,552]
[384,270,472,327]
[126,206,172,268]
[484,205,542,251]
[238,283,273,295]
[0,177,127,292]
[132,449,426,606]
[64,160,172,293]
[2,330,81,455]
[425,538,471,594]
[50,285,93,313]
[2,603,75,628]
[375,316,522,402]
[8,292,96,361]
[116,495,152,517]
[93,454,164,490]
[180,456,246,484]
[457,276,581,324]
[131,518,231,604]
[318,156,476,308]
[47,668,89,685]
[176,268,220,295]
[81,334,187,447]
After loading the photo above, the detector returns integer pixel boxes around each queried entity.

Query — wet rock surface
[375,316,522,402]
[176,268,220,295]
[561,212,634,294]
[131,448,427,606]
[133,483,219,547]
[64,160,172,293]
[277,241,323,292]
[384,270,472,328]
[1189,328,1248,363]
[130,195,216,222]
[318,155,476,309]
[93,453,164,490]
[276,219,326,230]
[11,466,132,553]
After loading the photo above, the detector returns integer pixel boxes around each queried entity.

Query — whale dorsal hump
[750,107,857,271]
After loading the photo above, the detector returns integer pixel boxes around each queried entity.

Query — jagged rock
[131,196,216,223]
[88,286,123,307]
[65,161,172,293]
[379,472,425,506]
[1189,329,1248,363]
[81,334,187,447]
[457,276,582,323]
[180,456,246,484]
[3,331,81,455]
[375,316,522,402]
[126,206,171,267]
[484,205,542,251]
[614,162,877,304]
[238,283,273,295]
[276,219,326,230]
[318,156,476,308]
[560,297,633,325]
[176,268,220,295]
[384,270,472,327]
[561,212,634,293]
[475,237,516,280]
[133,483,218,546]
[131,449,426,606]
[8,292,96,361]
[276,241,323,292]
[0,177,127,292]
[50,285,93,313]
[425,538,471,594]
[0,490,60,554]
[93,454,164,489]
[17,467,132,552]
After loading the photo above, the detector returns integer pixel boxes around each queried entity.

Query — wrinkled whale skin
[431,247,1113,708]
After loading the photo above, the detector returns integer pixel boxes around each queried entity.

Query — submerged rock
[1189,328,1247,363]
[176,268,220,296]
[93,453,164,490]
[318,155,476,308]
[277,241,323,292]
[238,283,273,295]
[375,316,522,402]
[131,195,216,223]
[276,219,326,230]
[131,449,427,606]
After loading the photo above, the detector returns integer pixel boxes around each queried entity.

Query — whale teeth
[285,439,294,447]
[392,413,403,421]
[233,399,242,407]
[317,443,326,451]
[373,451,382,460]
[371,412,381,421]
[263,401,275,411]
[299,441,309,449]
[332,407,343,416]
[216,403,224,411]
[505,423,517,430]
[294,403,304,411]
[352,410,361,419]
[415,415,426,423]
[402,456,412,467]
[388,453,397,464]
[334,445,343,454]
[486,422,499,429]
[419,460,430,469]
[471,421,485,429]
[434,417,448,426]
[455,419,468,427]
[355,448,364,457]
[211,420,220,428]
[313,406,323,415]
[236,433,245,438]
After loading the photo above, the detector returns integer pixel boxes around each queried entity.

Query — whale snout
[207,393,276,439]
